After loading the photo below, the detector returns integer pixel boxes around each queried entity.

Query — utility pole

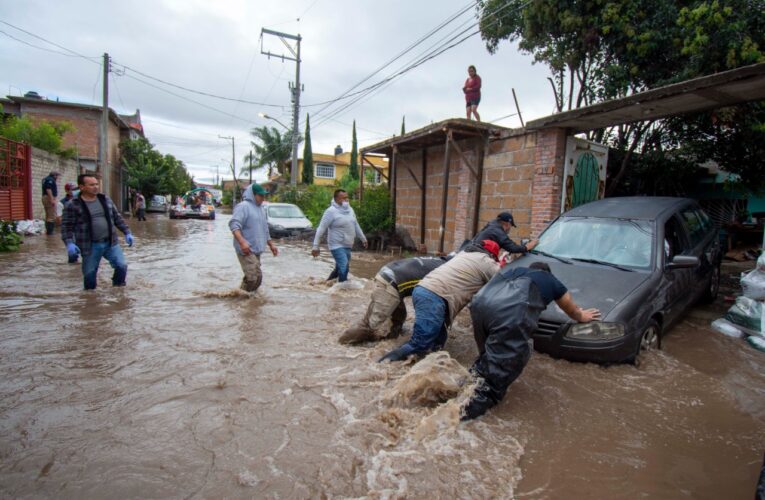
[260,28,302,186]
[219,135,236,203]
[100,52,110,193]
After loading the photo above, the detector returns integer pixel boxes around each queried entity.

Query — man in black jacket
[472,211,538,255]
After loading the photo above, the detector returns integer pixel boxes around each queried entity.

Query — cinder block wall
[30,147,79,220]
[394,127,568,254]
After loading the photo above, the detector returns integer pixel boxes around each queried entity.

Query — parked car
[146,195,168,213]
[169,188,216,220]
[507,196,722,364]
[266,203,313,238]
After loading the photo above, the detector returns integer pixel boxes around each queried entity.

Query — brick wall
[30,147,79,220]
[392,127,570,253]
[531,128,567,236]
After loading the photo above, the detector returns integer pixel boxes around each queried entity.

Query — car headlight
[565,322,625,340]
[271,224,284,230]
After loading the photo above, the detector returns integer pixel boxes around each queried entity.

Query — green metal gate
[571,152,600,207]
[562,137,608,212]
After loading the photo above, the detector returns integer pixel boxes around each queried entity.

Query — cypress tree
[401,115,406,135]
[349,120,359,180]
[302,114,314,184]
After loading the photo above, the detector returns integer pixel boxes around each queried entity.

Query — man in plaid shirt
[61,174,134,290]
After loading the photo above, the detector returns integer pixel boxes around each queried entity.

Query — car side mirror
[666,255,699,269]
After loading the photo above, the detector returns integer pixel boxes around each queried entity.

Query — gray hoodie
[312,200,366,251]
[229,184,270,256]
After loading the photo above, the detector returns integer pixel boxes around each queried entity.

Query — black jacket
[472,220,527,254]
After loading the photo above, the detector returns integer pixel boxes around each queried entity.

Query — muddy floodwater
[1,214,764,499]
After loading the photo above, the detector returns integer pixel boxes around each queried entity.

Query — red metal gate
[0,137,32,220]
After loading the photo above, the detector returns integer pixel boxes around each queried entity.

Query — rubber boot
[45,221,55,235]
[338,325,377,344]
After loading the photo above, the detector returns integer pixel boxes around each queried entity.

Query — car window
[679,207,705,247]
[664,216,690,261]
[536,217,654,269]
[268,205,305,218]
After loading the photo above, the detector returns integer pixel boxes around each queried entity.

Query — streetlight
[259,112,297,185]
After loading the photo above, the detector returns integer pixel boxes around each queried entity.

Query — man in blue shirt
[462,262,600,420]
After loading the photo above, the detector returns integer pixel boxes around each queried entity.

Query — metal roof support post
[471,136,487,236]
[420,147,427,246]
[439,130,453,254]
[360,153,365,203]
[391,146,398,231]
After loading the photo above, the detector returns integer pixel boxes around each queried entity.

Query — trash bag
[742,254,765,300]
[15,220,44,235]
[710,318,745,338]
[724,296,764,336]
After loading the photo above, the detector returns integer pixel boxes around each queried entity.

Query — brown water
[1,214,763,499]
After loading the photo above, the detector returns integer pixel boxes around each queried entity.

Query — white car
[266,203,313,237]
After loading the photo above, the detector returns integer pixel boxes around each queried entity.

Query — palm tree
[250,126,293,181]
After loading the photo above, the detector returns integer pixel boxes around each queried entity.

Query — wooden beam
[391,146,397,231]
[472,137,488,236]
[420,147,427,245]
[439,130,453,254]
[450,137,478,179]
[362,156,388,181]
[405,164,423,191]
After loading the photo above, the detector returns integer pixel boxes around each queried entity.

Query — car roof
[562,196,694,220]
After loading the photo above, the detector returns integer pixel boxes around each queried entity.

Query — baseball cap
[251,183,268,196]
[64,182,76,191]
[497,211,516,227]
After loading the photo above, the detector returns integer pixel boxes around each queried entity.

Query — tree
[250,126,292,180]
[401,115,406,135]
[349,120,359,180]
[475,0,765,192]
[120,138,193,200]
[302,114,314,184]
[0,106,77,158]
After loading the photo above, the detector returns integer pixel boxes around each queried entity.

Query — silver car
[266,203,313,238]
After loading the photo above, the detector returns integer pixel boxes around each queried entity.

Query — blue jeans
[400,286,448,355]
[82,242,128,290]
[330,247,352,282]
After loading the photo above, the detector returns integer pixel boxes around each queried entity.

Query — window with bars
[315,163,335,179]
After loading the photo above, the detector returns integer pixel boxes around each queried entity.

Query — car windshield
[535,217,654,269]
[268,205,305,218]
[152,195,165,203]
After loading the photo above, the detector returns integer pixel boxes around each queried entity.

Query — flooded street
[1,214,764,498]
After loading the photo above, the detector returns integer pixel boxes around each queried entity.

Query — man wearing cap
[41,171,60,235]
[472,211,538,256]
[229,183,278,292]
[379,240,501,362]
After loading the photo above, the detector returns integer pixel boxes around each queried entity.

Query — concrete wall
[393,127,568,253]
[30,147,79,220]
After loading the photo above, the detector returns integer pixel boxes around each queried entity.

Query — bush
[0,220,22,252]
[351,184,392,234]
[275,184,334,226]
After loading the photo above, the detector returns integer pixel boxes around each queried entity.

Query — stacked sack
[712,254,765,351]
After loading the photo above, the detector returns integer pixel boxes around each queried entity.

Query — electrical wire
[0,20,101,63]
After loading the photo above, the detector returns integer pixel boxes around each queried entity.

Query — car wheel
[700,264,720,304]
[633,319,661,366]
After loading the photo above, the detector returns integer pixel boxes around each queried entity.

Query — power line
[0,20,100,63]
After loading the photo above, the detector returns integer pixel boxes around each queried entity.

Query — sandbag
[710,318,745,338]
[742,254,765,300]
[724,296,764,335]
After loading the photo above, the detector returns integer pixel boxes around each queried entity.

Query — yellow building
[296,148,389,186]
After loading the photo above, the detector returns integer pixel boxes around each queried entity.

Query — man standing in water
[41,170,60,235]
[462,262,600,420]
[229,183,278,292]
[61,174,134,290]
[311,189,367,283]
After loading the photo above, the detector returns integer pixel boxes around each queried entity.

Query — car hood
[269,216,312,229]
[507,255,650,320]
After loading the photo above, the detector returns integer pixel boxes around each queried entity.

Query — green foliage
[221,188,233,207]
[274,184,334,226]
[250,125,294,179]
[0,220,22,252]
[302,114,314,185]
[338,172,359,198]
[401,115,406,135]
[0,112,76,158]
[349,120,359,180]
[120,138,194,199]
[350,185,393,234]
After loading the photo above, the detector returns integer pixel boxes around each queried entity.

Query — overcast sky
[0,0,555,183]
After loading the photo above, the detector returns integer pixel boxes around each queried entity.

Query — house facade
[0,93,144,211]
[297,148,389,186]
